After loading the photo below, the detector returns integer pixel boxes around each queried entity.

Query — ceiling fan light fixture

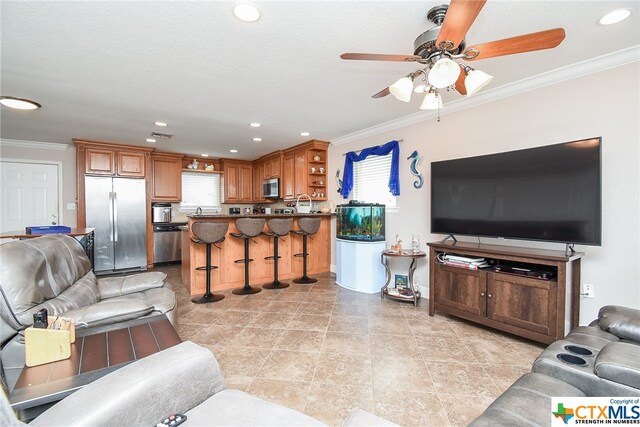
[419,90,443,110]
[0,96,41,110]
[599,8,632,25]
[413,84,428,94]
[464,69,494,96]
[428,57,461,89]
[389,76,414,102]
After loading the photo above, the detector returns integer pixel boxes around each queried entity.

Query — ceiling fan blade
[341,53,422,62]
[464,28,566,61]
[436,0,487,50]
[454,64,467,95]
[372,87,391,98]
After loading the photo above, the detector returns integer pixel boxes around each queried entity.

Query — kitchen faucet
[195,207,202,215]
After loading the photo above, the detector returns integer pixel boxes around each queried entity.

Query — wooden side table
[380,250,426,306]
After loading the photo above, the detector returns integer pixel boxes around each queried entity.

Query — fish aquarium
[336,203,385,242]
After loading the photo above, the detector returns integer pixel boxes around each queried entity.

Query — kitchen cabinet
[428,241,583,344]
[82,145,146,178]
[282,140,329,201]
[151,153,183,202]
[221,160,253,203]
[262,152,282,179]
[253,160,265,202]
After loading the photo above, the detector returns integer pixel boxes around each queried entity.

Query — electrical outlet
[582,283,595,298]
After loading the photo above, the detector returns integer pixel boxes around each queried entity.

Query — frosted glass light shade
[465,69,494,96]
[389,76,414,102]
[428,58,460,89]
[419,91,443,110]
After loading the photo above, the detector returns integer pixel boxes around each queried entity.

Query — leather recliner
[0,234,177,392]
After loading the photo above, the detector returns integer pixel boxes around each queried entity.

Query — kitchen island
[181,213,333,296]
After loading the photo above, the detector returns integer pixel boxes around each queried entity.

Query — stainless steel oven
[153,223,183,264]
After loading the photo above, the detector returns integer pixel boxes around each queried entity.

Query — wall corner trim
[0,139,70,151]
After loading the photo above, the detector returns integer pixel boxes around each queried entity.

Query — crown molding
[331,45,640,146]
[0,138,70,151]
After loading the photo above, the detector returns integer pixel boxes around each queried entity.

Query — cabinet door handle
[480,292,485,297]
[487,293,493,299]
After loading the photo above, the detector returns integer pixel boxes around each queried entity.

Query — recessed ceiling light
[0,96,41,110]
[146,138,156,143]
[229,149,238,153]
[154,121,168,127]
[253,137,262,142]
[201,154,209,157]
[300,132,310,137]
[233,2,261,22]
[599,8,632,25]
[249,122,261,127]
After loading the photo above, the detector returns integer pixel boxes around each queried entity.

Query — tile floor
[159,264,545,427]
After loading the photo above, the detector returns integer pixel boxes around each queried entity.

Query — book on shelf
[443,254,486,264]
[442,260,490,270]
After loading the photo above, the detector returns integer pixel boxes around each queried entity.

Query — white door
[0,161,60,233]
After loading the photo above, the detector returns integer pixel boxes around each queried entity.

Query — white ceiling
[1,1,639,159]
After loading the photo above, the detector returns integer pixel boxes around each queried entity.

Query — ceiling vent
[151,131,173,139]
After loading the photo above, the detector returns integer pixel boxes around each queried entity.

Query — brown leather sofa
[0,234,176,392]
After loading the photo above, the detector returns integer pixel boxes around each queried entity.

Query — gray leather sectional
[471,305,640,426]
[0,234,177,391]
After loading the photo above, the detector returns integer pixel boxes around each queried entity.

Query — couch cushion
[97,272,167,299]
[594,342,640,390]
[469,373,586,427]
[185,389,327,426]
[598,305,640,343]
[0,235,94,330]
[565,325,620,349]
[60,294,153,328]
[140,287,177,317]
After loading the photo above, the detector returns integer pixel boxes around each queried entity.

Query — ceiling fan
[341,0,565,111]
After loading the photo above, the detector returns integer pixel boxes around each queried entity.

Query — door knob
[487,293,493,299]
[51,214,57,225]
[480,292,485,297]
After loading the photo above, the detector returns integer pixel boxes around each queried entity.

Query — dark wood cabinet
[82,145,146,178]
[282,154,295,199]
[428,241,583,344]
[151,153,183,202]
[221,160,253,203]
[282,140,329,201]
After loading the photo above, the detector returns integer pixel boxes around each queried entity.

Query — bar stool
[230,217,265,295]
[190,222,229,304]
[292,217,321,284]
[262,218,293,290]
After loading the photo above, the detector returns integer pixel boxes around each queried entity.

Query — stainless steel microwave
[262,178,280,198]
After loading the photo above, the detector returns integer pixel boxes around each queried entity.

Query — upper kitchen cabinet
[220,159,253,203]
[151,152,183,202]
[262,151,282,179]
[253,159,265,202]
[282,140,329,201]
[75,139,152,178]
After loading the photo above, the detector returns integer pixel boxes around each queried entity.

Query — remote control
[156,414,187,427]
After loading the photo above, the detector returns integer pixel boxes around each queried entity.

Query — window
[352,153,396,207]
[180,172,222,211]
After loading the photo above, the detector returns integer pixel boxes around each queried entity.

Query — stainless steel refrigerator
[85,176,147,274]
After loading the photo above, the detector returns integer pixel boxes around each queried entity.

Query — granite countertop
[187,212,335,219]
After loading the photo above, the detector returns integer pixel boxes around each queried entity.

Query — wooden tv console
[428,241,584,344]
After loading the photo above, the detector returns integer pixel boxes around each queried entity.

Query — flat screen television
[430,137,602,245]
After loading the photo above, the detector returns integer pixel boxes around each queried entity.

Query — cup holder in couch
[564,345,593,356]
[557,353,589,366]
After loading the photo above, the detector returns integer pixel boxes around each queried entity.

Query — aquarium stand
[336,240,386,294]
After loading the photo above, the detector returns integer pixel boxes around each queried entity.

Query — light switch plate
[66,203,76,210]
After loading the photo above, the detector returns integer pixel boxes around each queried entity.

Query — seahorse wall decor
[335,169,343,194]
[407,150,424,189]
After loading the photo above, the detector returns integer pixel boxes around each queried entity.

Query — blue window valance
[340,140,400,199]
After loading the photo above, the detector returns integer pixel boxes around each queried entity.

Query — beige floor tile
[410,320,457,339]
[285,284,312,293]
[368,316,412,335]
[227,297,271,311]
[507,337,546,361]
[481,364,531,393]
[373,388,450,427]
[464,339,531,368]
[176,322,206,340]
[322,331,370,354]
[370,333,422,359]
[297,301,335,315]
[450,319,512,342]
[276,330,325,352]
[313,352,372,386]
[332,304,372,317]
[371,356,436,393]
[246,378,311,412]
[215,346,272,379]
[227,327,284,349]
[287,313,331,331]
[178,307,223,325]
[189,324,243,346]
[275,292,308,302]
[304,292,338,303]
[327,315,369,334]
[263,300,302,313]
[427,361,502,397]
[257,349,320,382]
[224,376,254,392]
[418,336,477,363]
[247,311,294,329]
[304,383,374,426]
[213,310,260,327]
[439,394,495,427]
